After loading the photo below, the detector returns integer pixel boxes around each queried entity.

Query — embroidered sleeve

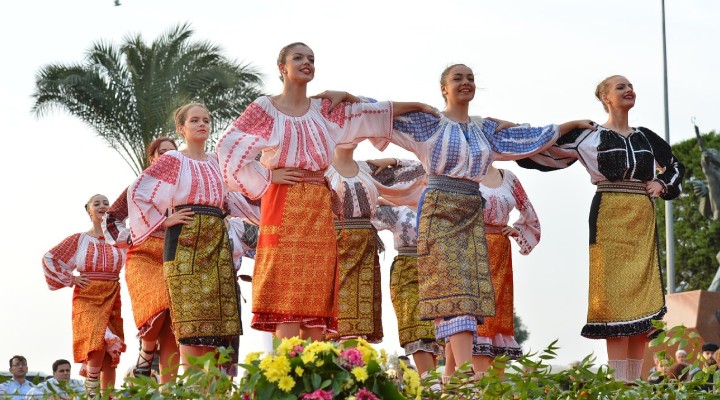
[217,100,275,199]
[102,187,132,248]
[391,111,441,154]
[515,127,588,171]
[640,127,685,200]
[323,99,394,151]
[127,153,181,245]
[371,205,395,232]
[363,160,427,207]
[42,233,81,290]
[483,119,560,161]
[506,171,541,255]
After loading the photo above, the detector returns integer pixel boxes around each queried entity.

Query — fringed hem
[405,340,444,356]
[581,307,667,339]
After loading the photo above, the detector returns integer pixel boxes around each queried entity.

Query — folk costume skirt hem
[125,236,171,337]
[581,181,666,339]
[416,176,495,323]
[325,220,383,343]
[163,205,241,347]
[251,180,339,333]
[389,254,437,348]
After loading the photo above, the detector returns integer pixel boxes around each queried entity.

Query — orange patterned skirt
[251,179,339,333]
[325,221,383,343]
[72,280,125,368]
[125,236,170,335]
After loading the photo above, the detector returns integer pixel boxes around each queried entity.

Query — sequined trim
[397,246,418,256]
[581,307,667,339]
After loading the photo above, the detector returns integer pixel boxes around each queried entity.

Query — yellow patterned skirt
[582,181,666,338]
[125,236,170,335]
[251,178,339,333]
[390,254,437,348]
[325,220,383,343]
[163,205,241,346]
[417,183,495,321]
[72,280,125,368]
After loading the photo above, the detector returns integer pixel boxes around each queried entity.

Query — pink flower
[355,388,379,400]
[339,348,364,367]
[301,389,333,400]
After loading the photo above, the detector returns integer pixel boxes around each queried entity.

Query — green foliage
[657,131,720,291]
[31,22,264,175]
[20,327,720,399]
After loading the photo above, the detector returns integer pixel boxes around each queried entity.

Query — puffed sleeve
[321,99,394,150]
[640,127,685,200]
[102,187,132,248]
[127,152,181,245]
[371,205,395,233]
[217,100,276,199]
[515,127,588,171]
[481,119,560,161]
[42,233,81,290]
[506,171,541,255]
[391,111,441,154]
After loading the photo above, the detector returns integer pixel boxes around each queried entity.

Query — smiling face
[597,75,636,113]
[85,194,110,223]
[279,44,315,84]
[177,105,211,144]
[440,64,475,105]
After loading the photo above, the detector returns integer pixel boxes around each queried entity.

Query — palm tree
[31,22,264,174]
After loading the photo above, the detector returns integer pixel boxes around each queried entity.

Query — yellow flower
[301,351,317,365]
[399,360,421,397]
[346,397,357,400]
[351,366,369,382]
[261,355,291,383]
[379,349,388,365]
[244,351,263,364]
[295,366,304,377]
[276,336,305,356]
[316,359,324,367]
[278,375,296,392]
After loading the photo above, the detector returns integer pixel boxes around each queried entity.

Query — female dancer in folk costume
[388,63,594,377]
[324,144,426,344]
[371,202,443,378]
[127,103,242,368]
[516,75,684,383]
[102,137,180,383]
[217,41,437,341]
[43,194,126,396]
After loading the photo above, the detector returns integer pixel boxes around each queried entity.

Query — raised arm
[102,187,131,248]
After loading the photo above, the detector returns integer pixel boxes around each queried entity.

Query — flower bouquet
[239,337,421,399]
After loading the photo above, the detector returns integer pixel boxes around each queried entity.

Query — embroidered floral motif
[233,103,275,140]
[145,155,180,184]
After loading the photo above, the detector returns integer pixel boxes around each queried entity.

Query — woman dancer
[389,63,593,377]
[128,103,241,368]
[516,75,684,383]
[103,137,180,382]
[325,145,425,344]
[43,194,126,395]
[372,202,443,377]
[217,41,437,341]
